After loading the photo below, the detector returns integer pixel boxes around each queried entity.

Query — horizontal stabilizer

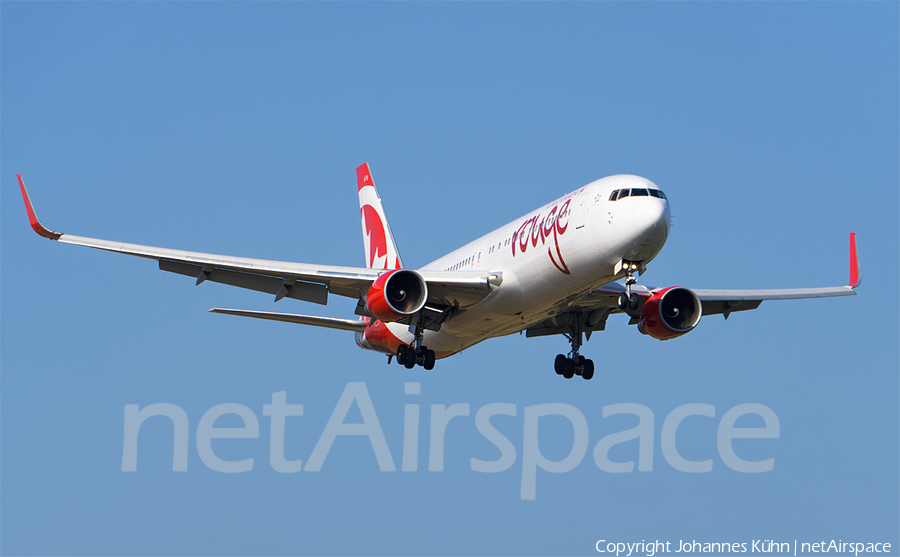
[209,308,366,332]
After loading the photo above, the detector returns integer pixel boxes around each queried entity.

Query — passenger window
[631,188,649,197]
[618,189,630,199]
[609,190,619,201]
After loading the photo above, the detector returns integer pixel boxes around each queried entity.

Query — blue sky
[2,2,898,556]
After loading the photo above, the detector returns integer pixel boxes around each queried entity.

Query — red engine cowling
[637,286,702,340]
[365,269,428,323]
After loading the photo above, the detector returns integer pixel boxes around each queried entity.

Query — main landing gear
[554,311,595,380]
[396,344,435,371]
[555,353,594,380]
[395,312,435,371]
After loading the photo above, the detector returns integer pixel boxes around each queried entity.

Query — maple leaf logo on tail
[361,205,389,269]
[356,163,404,270]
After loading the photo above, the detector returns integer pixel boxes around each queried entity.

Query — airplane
[17,164,860,380]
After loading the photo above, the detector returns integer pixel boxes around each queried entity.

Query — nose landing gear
[616,260,643,312]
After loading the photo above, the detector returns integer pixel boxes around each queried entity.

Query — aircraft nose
[633,198,671,238]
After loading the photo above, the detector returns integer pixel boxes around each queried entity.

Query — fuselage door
[574,190,589,229]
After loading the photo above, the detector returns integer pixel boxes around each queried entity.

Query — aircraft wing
[526,233,859,337]
[18,175,498,309]
[584,281,857,318]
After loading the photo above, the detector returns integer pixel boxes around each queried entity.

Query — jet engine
[365,269,428,323]
[637,286,702,340]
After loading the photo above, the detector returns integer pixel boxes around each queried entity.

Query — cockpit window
[609,187,668,201]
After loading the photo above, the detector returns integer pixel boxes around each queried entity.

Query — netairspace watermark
[122,381,784,499]
[595,539,893,556]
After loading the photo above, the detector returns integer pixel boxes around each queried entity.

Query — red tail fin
[357,163,403,270]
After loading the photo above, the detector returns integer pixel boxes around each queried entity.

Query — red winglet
[848,232,860,288]
[356,163,372,191]
[18,174,62,240]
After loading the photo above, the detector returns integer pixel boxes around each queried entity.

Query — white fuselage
[370,175,672,357]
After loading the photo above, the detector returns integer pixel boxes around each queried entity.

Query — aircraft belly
[382,322,476,359]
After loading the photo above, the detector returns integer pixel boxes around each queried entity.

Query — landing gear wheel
[574,355,585,376]
[617,292,629,310]
[397,345,410,366]
[582,359,595,380]
[554,354,566,375]
[398,345,415,369]
[563,359,575,379]
[423,350,436,371]
[628,293,639,311]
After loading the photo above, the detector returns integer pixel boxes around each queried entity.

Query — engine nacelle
[365,269,428,323]
[637,286,702,340]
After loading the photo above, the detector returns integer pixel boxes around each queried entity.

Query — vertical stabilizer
[357,163,404,270]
